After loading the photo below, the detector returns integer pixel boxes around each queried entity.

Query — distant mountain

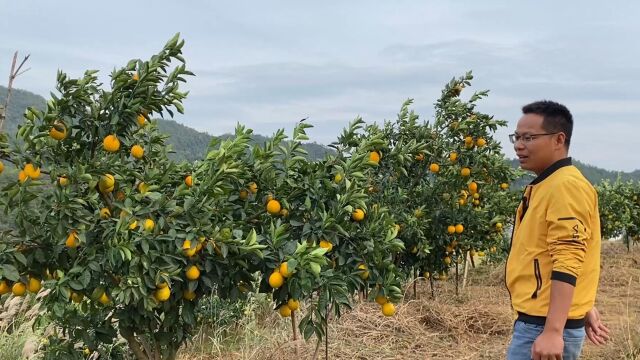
[0,86,335,162]
[1,86,638,184]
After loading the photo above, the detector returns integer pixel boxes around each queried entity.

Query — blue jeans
[507,320,586,360]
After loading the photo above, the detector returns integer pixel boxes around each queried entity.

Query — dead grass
[181,242,640,360]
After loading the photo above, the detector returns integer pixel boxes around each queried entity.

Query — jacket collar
[529,157,572,185]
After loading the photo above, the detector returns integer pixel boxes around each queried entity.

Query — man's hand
[585,307,610,345]
[531,330,564,360]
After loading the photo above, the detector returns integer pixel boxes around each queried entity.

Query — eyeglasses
[508,132,559,144]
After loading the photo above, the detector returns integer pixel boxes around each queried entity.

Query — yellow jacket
[506,158,601,328]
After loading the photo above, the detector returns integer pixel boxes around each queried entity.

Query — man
[505,101,610,360]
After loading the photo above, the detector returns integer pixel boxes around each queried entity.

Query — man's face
[513,113,559,175]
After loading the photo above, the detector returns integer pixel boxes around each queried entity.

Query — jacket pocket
[531,259,542,299]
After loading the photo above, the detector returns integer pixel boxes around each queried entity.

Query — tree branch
[120,328,149,360]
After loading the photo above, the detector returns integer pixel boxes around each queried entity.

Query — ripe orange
[131,145,144,159]
[266,200,282,215]
[381,302,396,317]
[24,163,41,179]
[287,299,300,311]
[429,163,440,173]
[369,151,381,164]
[468,182,478,193]
[352,209,365,222]
[49,121,67,140]
[279,305,292,317]
[279,262,292,278]
[186,265,201,280]
[447,225,456,234]
[185,175,193,188]
[154,287,171,302]
[66,231,79,248]
[183,290,196,301]
[58,176,69,186]
[98,174,115,193]
[27,277,42,293]
[103,134,120,152]
[455,224,464,234]
[500,183,509,190]
[99,208,111,219]
[460,167,471,177]
[269,272,284,288]
[476,138,487,147]
[12,282,26,296]
[0,280,10,295]
[248,182,258,194]
[375,295,388,305]
[449,152,458,162]
[319,240,333,252]
[182,240,196,257]
[136,114,146,127]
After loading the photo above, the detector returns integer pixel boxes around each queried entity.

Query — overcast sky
[2,1,638,171]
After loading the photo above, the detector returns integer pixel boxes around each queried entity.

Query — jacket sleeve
[545,180,594,286]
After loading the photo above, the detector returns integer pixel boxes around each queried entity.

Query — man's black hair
[522,100,573,148]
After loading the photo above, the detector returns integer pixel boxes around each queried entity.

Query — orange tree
[228,119,405,345]
[361,73,518,294]
[597,179,640,249]
[0,35,265,360]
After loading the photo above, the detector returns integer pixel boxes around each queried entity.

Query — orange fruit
[334,173,343,183]
[131,145,144,159]
[98,174,115,193]
[269,272,284,288]
[24,163,41,179]
[136,114,146,127]
[476,138,487,147]
[183,290,196,301]
[27,277,42,293]
[186,265,200,280]
[455,224,464,234]
[182,240,196,257]
[128,220,138,230]
[184,175,193,188]
[358,264,369,280]
[132,72,139,81]
[12,282,26,297]
[65,231,79,248]
[375,295,388,305]
[143,219,155,232]
[0,280,10,295]
[239,189,248,200]
[464,136,473,145]
[500,183,509,190]
[279,262,292,278]
[468,182,478,193]
[99,208,111,219]
[70,292,84,303]
[495,222,503,230]
[447,225,456,234]
[279,208,289,217]
[415,153,425,161]
[58,176,69,186]
[449,152,458,162]
[154,287,171,302]
[103,134,120,152]
[0,161,4,175]
[381,302,396,317]
[352,209,365,222]
[49,121,67,140]
[369,151,381,164]
[98,292,110,305]
[248,182,258,194]
[460,167,471,177]
[429,163,440,173]
[279,305,292,318]
[266,200,282,215]
[287,299,300,311]
[18,170,27,183]
[319,240,333,252]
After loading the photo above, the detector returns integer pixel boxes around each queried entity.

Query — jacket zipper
[531,258,542,299]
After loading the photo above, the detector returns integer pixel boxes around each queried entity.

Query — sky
[1,1,638,171]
